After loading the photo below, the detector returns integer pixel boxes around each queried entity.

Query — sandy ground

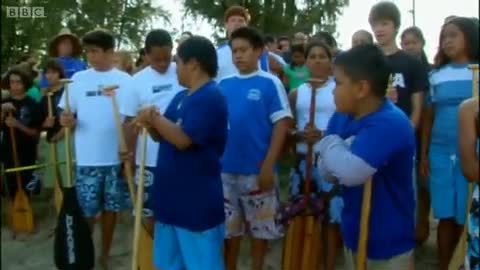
[1,189,439,270]
[2,140,440,269]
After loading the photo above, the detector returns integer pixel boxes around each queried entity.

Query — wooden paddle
[54,78,95,270]
[47,91,64,215]
[131,127,148,270]
[356,178,373,270]
[448,63,479,270]
[103,85,136,204]
[60,79,74,187]
[300,79,322,270]
[9,111,34,234]
[283,78,325,270]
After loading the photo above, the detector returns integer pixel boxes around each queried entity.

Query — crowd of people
[0,1,479,270]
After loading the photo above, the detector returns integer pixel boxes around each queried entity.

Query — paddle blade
[54,187,94,270]
[138,224,156,270]
[12,189,34,233]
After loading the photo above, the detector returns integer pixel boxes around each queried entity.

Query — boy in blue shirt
[134,36,228,270]
[218,27,291,270]
[313,44,416,269]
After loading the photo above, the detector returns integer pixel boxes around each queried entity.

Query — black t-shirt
[40,88,64,142]
[0,96,45,165]
[387,50,429,117]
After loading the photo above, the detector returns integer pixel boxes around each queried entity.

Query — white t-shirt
[58,68,133,166]
[121,65,181,167]
[295,79,336,154]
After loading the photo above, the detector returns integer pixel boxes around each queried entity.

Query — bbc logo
[5,6,46,18]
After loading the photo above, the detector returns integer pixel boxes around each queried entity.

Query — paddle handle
[47,92,54,117]
[63,83,74,187]
[304,84,318,201]
[110,94,136,204]
[7,111,22,190]
[131,127,148,270]
[356,178,373,270]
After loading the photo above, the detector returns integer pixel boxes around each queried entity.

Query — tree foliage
[183,0,349,42]
[1,0,169,71]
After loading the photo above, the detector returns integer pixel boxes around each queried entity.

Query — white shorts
[222,173,284,240]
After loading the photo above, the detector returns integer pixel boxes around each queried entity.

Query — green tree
[182,0,349,43]
[1,0,169,72]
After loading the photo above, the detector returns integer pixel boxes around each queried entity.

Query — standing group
[0,1,479,270]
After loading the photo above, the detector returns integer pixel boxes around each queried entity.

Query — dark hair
[82,29,115,50]
[434,16,479,68]
[224,5,249,22]
[291,44,305,55]
[176,36,218,78]
[139,47,146,56]
[145,29,173,53]
[43,58,66,78]
[264,34,275,44]
[369,1,401,30]
[312,31,337,49]
[3,66,34,91]
[278,36,290,43]
[305,41,332,60]
[401,26,430,67]
[334,44,391,97]
[229,27,265,49]
[354,30,374,44]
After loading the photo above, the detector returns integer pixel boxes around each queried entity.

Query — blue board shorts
[153,222,225,270]
[429,146,468,225]
[133,165,155,218]
[75,165,131,218]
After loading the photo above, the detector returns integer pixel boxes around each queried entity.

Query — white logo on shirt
[247,89,262,101]
[176,118,182,125]
[392,73,406,88]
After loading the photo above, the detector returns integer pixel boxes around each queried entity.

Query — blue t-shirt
[153,81,228,231]
[41,56,87,87]
[218,70,291,174]
[428,63,477,150]
[326,100,416,259]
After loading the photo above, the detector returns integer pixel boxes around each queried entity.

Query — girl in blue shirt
[420,17,479,270]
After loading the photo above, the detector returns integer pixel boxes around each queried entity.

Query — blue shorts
[134,166,155,218]
[429,148,468,224]
[75,165,131,218]
[290,155,343,224]
[153,222,225,270]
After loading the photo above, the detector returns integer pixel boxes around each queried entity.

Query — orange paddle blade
[12,188,34,233]
[138,224,157,270]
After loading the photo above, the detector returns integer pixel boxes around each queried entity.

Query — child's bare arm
[458,98,479,182]
[264,118,290,168]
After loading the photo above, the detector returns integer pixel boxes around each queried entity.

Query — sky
[153,0,479,62]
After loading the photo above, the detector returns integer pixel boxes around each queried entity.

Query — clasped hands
[297,124,324,144]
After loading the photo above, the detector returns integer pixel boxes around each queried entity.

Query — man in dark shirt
[369,1,429,129]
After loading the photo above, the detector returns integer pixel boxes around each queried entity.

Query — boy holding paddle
[218,27,291,270]
[1,67,44,198]
[314,44,416,269]
[59,29,132,269]
[134,35,228,270]
[121,29,181,235]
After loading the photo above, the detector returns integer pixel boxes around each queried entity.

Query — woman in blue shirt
[420,17,479,270]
